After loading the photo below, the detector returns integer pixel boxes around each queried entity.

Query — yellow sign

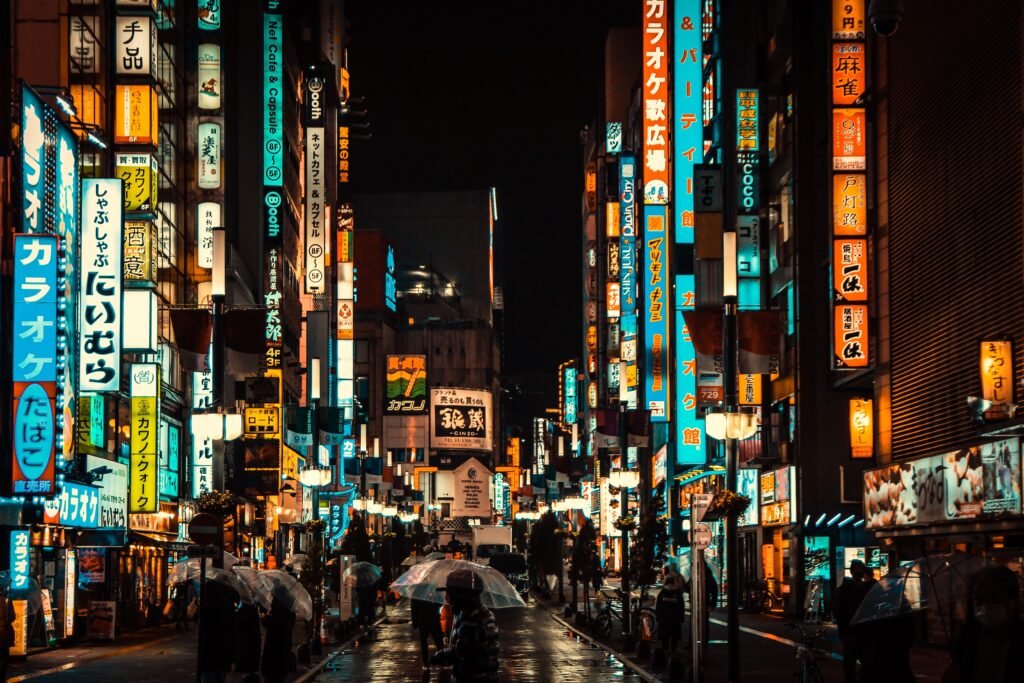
[980,341,1014,419]
[116,153,158,212]
[123,221,157,285]
[739,374,762,406]
[832,0,865,39]
[11,600,28,656]
[849,398,873,458]
[245,406,281,437]
[606,202,620,238]
[114,84,158,145]
[505,437,520,468]
[130,396,158,513]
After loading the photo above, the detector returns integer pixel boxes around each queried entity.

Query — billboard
[129,363,159,513]
[430,388,493,451]
[85,455,128,529]
[80,179,123,392]
[673,0,702,242]
[643,205,670,420]
[304,76,327,293]
[675,275,704,464]
[641,0,670,204]
[450,457,492,518]
[116,153,158,213]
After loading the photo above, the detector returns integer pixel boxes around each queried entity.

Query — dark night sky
[346,1,638,429]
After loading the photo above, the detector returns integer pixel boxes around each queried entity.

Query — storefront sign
[338,125,350,184]
[739,374,762,406]
[760,466,797,526]
[620,153,637,315]
[606,122,622,154]
[833,174,867,235]
[86,601,116,641]
[198,0,221,30]
[981,341,1014,419]
[832,0,865,39]
[129,363,160,513]
[263,7,284,186]
[9,530,30,590]
[304,79,326,292]
[198,121,221,189]
[58,482,100,528]
[80,179,123,392]
[864,438,1022,527]
[85,455,128,529]
[116,153,157,213]
[197,202,219,269]
[430,388,493,451]
[832,43,865,105]
[19,85,47,233]
[450,457,491,518]
[114,85,157,144]
[607,282,621,318]
[78,548,106,584]
[833,239,867,302]
[12,382,57,495]
[264,245,283,370]
[642,0,670,204]
[834,304,869,368]
[562,364,577,426]
[197,43,222,110]
[123,221,157,286]
[849,398,873,458]
[192,436,214,498]
[643,205,670,420]
[675,274,703,464]
[832,108,866,170]
[13,234,58,383]
[244,407,280,437]
[115,15,154,76]
[385,355,428,414]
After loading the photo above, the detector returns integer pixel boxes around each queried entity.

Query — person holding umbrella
[411,597,445,670]
[431,569,500,682]
[944,564,1024,683]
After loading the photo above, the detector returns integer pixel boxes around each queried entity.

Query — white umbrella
[390,559,526,609]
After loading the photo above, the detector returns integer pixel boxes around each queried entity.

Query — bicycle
[591,586,657,641]
[745,578,782,613]
[786,622,827,683]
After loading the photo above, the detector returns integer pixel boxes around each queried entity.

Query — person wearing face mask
[943,564,1024,683]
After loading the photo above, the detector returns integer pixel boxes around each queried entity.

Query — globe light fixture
[299,466,331,488]
[608,467,640,490]
[705,411,758,441]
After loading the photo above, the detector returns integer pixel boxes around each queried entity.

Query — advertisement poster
[737,468,760,527]
[87,600,116,640]
[79,548,106,584]
[430,388,493,451]
[385,355,427,414]
[804,537,831,581]
[85,455,128,529]
[450,457,491,518]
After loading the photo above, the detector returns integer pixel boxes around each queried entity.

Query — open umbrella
[401,555,423,568]
[203,567,256,604]
[390,559,526,609]
[256,569,313,621]
[284,553,313,572]
[343,561,383,588]
[167,552,242,585]
[424,552,447,562]
[0,573,43,616]
[231,565,272,610]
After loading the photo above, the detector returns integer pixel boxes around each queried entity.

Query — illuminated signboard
[20,85,49,234]
[643,205,670,421]
[198,121,221,189]
[76,394,105,453]
[385,245,398,311]
[849,398,873,458]
[563,364,577,426]
[85,455,127,529]
[9,530,30,591]
[263,6,284,186]
[123,221,157,286]
[197,202,219,269]
[13,234,59,384]
[607,282,621,319]
[70,16,100,74]
[737,215,761,278]
[12,381,57,495]
[833,174,867,235]
[192,435,214,498]
[80,180,123,392]
[304,72,327,293]
[338,125,351,184]
[116,153,158,212]
[115,15,155,77]
[244,407,280,437]
[385,355,427,415]
[675,274,703,464]
[642,0,670,204]
[832,43,865,106]
[832,108,866,170]
[736,89,759,152]
[834,305,869,369]
[739,374,762,406]
[114,85,158,145]
[129,363,160,513]
[197,43,222,110]
[737,468,760,527]
[981,341,1014,413]
[832,0,866,39]
[606,122,622,154]
[760,466,797,526]
[198,0,221,30]
[674,0,702,242]
[430,388,493,451]
[619,153,637,316]
[58,482,101,528]
[833,239,867,302]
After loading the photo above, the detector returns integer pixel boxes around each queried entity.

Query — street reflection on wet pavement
[318,604,640,682]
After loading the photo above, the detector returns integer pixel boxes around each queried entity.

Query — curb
[549,612,662,683]
[294,615,388,683]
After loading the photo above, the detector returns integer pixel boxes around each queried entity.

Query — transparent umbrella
[0,572,43,615]
[167,552,241,585]
[284,553,313,573]
[203,567,255,605]
[390,559,527,609]
[231,566,271,610]
[256,569,313,622]
[343,562,383,588]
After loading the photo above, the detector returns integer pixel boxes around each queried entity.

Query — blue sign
[263,8,284,186]
[9,530,30,591]
[58,481,100,528]
[673,0,703,245]
[20,84,47,234]
[643,205,671,422]
[619,153,637,315]
[55,119,79,423]
[563,366,577,425]
[159,468,179,498]
[385,245,397,312]
[13,234,59,383]
[675,274,705,465]
[341,438,356,459]
[606,122,623,154]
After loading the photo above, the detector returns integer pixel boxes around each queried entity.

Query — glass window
[354,340,370,364]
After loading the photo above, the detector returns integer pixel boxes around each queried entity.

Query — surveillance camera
[868,0,903,36]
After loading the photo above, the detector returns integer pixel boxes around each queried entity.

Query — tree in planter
[339,512,372,563]
[628,487,670,634]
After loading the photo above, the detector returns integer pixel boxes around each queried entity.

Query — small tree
[339,512,372,563]
[569,516,600,616]
[629,488,670,601]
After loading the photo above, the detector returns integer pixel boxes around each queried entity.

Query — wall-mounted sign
[849,398,873,458]
[80,180,123,392]
[114,85,157,144]
[263,8,284,186]
[9,530,30,591]
[385,355,427,414]
[116,153,157,213]
[198,0,221,30]
[198,121,221,189]
[619,153,637,316]
[736,89,759,152]
[13,235,59,383]
[244,407,280,437]
[12,381,57,495]
[85,455,127,529]
[739,374,762,406]
[70,16,101,74]
[430,388,493,451]
[19,85,47,234]
[833,174,867,235]
[129,363,160,513]
[760,466,797,526]
[607,282,621,319]
[606,122,622,154]
[197,202,219,269]
[562,364,577,426]
[642,0,670,204]
[385,245,397,311]
[674,0,702,242]
[832,108,866,170]
[451,457,492,518]
[643,205,670,421]
[737,215,761,277]
[115,15,155,77]
[737,468,760,527]
[123,289,159,353]
[192,436,214,498]
[304,81,326,292]
[675,274,703,463]
[834,304,869,369]
[980,340,1014,420]
[832,0,865,39]
[197,43,222,110]
[76,394,105,453]
[58,482,101,528]
[832,43,865,106]
[833,239,867,302]
[338,125,350,185]
[123,221,157,286]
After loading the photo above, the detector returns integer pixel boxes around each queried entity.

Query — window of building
[354,340,370,364]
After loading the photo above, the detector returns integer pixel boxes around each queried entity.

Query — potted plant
[703,489,752,520]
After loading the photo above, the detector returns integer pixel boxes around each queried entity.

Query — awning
[130,530,189,550]
[673,465,726,484]
[73,528,127,548]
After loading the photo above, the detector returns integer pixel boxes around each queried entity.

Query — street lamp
[609,466,638,646]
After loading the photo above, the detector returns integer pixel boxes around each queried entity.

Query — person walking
[261,595,296,683]
[431,569,500,682]
[655,572,685,653]
[836,559,876,683]
[411,597,445,670]
[0,584,16,682]
[859,610,916,683]
[234,599,262,683]
[198,580,237,683]
[355,583,377,626]
[943,564,1024,683]
[171,580,194,631]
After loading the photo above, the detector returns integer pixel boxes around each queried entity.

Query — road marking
[8,634,181,682]
[709,618,843,662]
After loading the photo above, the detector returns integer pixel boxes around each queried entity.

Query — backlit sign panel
[129,363,159,513]
[116,153,158,212]
[12,381,57,494]
[674,0,702,242]
[198,121,221,189]
[9,531,30,591]
[849,398,873,458]
[430,388,493,451]
[833,174,867,235]
[304,77,327,292]
[123,221,157,286]
[642,0,671,204]
[832,108,866,170]
[115,15,155,76]
[58,482,101,528]
[832,43,865,106]
[563,365,577,426]
[197,43,222,110]
[736,89,759,152]
[832,0,865,39]
[834,305,869,369]
[197,202,219,269]
[13,235,59,384]
[606,122,622,154]
[80,180,123,392]
[198,0,221,30]
[385,355,428,414]
[20,85,47,234]
[643,205,670,421]
[833,239,867,302]
[675,274,703,464]
[114,85,158,144]
[263,8,284,186]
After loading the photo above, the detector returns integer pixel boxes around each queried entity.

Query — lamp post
[609,466,639,648]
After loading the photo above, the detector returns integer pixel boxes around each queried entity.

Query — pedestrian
[704,562,719,613]
[836,559,876,683]
[943,564,1024,683]
[655,572,685,653]
[0,583,16,682]
[172,580,194,631]
[261,595,296,683]
[859,610,916,683]
[198,580,237,683]
[431,570,500,682]
[234,599,262,682]
[411,597,445,670]
[355,583,377,626]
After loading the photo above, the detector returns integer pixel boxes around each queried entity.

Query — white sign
[451,457,491,518]
[79,179,123,392]
[304,123,326,292]
[691,522,712,549]
[197,43,221,110]
[115,15,154,76]
[192,436,214,498]
[691,493,714,523]
[192,368,213,410]
[123,289,158,353]
[198,122,221,189]
[85,455,128,529]
[430,388,494,451]
[197,202,219,269]
[70,16,100,74]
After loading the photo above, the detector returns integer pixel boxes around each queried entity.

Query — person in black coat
[198,581,237,683]
[233,601,262,678]
[656,576,686,652]
[356,584,377,626]
[431,569,500,682]
[944,564,1024,683]
[261,595,296,683]
[836,560,876,683]
[411,597,445,669]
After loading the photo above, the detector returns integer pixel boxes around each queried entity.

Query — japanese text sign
[116,153,158,213]
[736,90,759,152]
[832,43,865,106]
[198,122,221,189]
[833,174,867,235]
[9,531,30,590]
[20,85,49,235]
[834,239,868,302]
[832,108,866,170]
[832,0,865,39]
[385,355,428,414]
[13,235,59,383]
[834,304,869,368]
[115,15,155,77]
[12,382,57,494]
[430,388,493,451]
[79,180,123,392]
[304,88,327,293]
[129,363,160,513]
[123,221,157,286]
[849,398,873,458]
[675,274,704,464]
[644,205,671,421]
[58,482,101,528]
[197,202,220,270]
[114,85,158,145]
[674,0,702,242]
[980,341,1014,417]
[642,0,671,204]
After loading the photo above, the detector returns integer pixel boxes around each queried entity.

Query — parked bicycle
[591,586,657,640]
[745,578,782,613]
[787,622,827,683]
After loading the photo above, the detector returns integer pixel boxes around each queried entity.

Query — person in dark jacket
[261,595,296,683]
[835,560,876,683]
[233,600,262,680]
[356,583,377,626]
[431,569,500,682]
[655,575,686,652]
[198,581,237,683]
[411,597,445,669]
[859,610,916,683]
[0,585,16,683]
[944,564,1024,683]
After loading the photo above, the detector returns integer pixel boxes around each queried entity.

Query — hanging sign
[834,305,869,369]
[123,221,157,286]
[12,381,57,495]
[198,0,221,30]
[129,363,160,513]
[80,180,123,392]
[430,388,493,451]
[197,202,219,269]
[643,205,670,421]
[197,43,222,110]
[641,0,671,204]
[849,398,873,458]
[834,239,867,302]
[198,121,221,189]
[114,85,157,144]
[304,76,327,292]
[115,15,155,77]
[116,153,158,213]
